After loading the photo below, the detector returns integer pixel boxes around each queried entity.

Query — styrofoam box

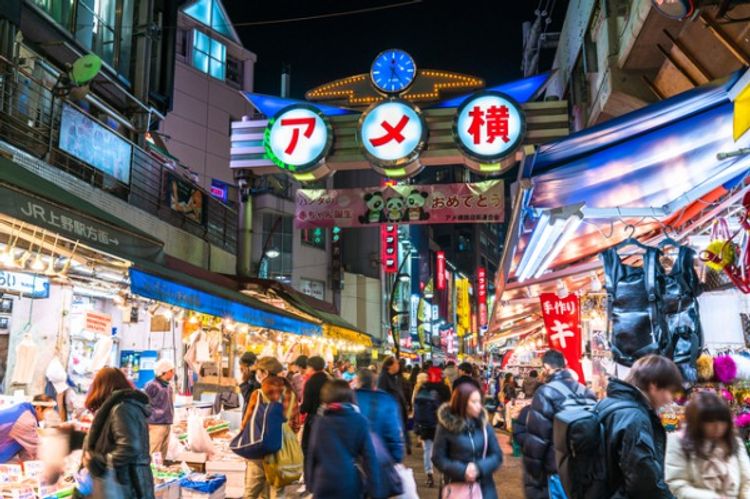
[182,483,226,499]
[174,451,208,463]
[206,461,244,498]
[154,480,181,499]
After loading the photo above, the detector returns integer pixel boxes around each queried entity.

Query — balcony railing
[0,57,237,253]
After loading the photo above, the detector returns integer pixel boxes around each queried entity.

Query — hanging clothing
[11,335,37,385]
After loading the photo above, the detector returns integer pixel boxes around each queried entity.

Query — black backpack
[413,388,440,428]
[553,399,639,499]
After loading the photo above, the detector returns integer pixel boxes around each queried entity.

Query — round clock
[370,49,417,94]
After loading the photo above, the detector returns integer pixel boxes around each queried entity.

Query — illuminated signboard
[358,99,427,178]
[477,267,488,327]
[264,104,333,174]
[381,224,398,273]
[454,91,525,163]
[436,251,446,290]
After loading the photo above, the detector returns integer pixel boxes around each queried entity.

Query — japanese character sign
[540,292,585,383]
[454,91,525,162]
[358,99,426,168]
[264,104,332,173]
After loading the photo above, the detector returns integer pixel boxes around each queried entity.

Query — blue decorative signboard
[129,268,320,336]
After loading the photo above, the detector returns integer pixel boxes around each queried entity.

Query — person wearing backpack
[413,366,451,487]
[522,349,595,499]
[593,355,681,499]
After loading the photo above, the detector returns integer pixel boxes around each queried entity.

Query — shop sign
[296,180,504,229]
[299,278,325,301]
[0,270,49,298]
[454,91,525,163]
[477,267,487,328]
[436,251,446,290]
[381,224,398,273]
[540,292,585,382]
[165,172,206,225]
[0,184,163,261]
[409,294,419,340]
[264,104,333,173]
[358,99,426,168]
[129,268,321,336]
[85,311,112,336]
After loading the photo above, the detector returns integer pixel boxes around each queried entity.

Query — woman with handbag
[433,382,503,499]
[305,379,380,499]
[82,367,154,499]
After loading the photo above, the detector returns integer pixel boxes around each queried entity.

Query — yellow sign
[735,82,750,141]
[324,325,373,347]
[456,277,471,335]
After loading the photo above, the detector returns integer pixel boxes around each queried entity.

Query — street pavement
[404,431,525,499]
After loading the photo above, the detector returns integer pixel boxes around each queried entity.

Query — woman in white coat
[666,391,750,498]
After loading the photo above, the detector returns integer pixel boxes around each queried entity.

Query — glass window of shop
[30,0,134,80]
[261,213,293,283]
[183,0,235,40]
[192,30,226,80]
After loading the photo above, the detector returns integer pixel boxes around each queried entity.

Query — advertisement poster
[58,104,132,184]
[295,180,504,229]
[166,172,205,225]
[540,292,585,382]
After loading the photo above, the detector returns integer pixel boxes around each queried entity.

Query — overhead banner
[540,292,585,383]
[296,180,504,229]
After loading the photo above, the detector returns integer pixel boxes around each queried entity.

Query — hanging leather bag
[601,247,666,367]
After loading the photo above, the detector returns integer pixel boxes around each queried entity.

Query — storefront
[489,68,750,426]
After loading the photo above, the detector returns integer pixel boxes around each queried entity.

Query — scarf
[699,442,734,494]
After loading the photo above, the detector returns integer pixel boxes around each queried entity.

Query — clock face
[370,49,417,94]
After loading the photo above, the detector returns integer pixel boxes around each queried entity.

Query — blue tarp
[526,70,750,212]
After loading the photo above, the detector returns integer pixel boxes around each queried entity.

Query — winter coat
[512,404,539,499]
[522,369,596,499]
[599,378,674,499]
[522,377,541,398]
[85,389,154,499]
[144,377,173,425]
[413,381,451,440]
[240,376,260,417]
[665,432,750,499]
[355,388,405,463]
[305,403,380,499]
[432,403,503,499]
[378,371,408,422]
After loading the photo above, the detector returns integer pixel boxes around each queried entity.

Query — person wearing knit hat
[145,358,175,456]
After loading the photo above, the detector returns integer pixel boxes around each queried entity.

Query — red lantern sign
[436,251,446,290]
[477,267,487,327]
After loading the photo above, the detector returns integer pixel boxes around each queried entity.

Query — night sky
[223,0,567,99]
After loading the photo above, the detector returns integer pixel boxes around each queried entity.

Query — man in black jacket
[522,349,595,499]
[238,352,259,417]
[597,355,681,499]
[300,356,328,459]
[451,362,482,392]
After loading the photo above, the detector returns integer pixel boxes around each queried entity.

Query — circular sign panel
[264,104,333,173]
[651,0,694,20]
[453,90,526,163]
[358,99,427,173]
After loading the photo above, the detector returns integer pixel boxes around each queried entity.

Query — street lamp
[258,248,280,279]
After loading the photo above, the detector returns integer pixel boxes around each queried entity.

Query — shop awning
[527,70,749,216]
[241,278,376,347]
[0,153,164,261]
[129,262,321,337]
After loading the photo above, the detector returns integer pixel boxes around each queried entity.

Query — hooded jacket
[599,378,674,499]
[432,403,503,499]
[305,403,380,499]
[522,369,596,499]
[86,389,155,499]
[355,388,404,463]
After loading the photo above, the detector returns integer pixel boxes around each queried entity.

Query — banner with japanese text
[295,180,504,229]
[540,292,585,383]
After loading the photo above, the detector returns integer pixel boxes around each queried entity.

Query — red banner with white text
[540,292,585,383]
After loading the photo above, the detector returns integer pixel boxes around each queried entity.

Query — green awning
[0,154,164,261]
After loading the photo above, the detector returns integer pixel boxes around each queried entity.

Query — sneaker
[426,473,434,488]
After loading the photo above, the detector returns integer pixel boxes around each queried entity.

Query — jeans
[423,439,434,474]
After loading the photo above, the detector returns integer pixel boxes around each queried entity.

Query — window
[193,30,226,80]
[183,0,236,40]
[301,228,326,250]
[261,214,293,282]
[226,56,243,89]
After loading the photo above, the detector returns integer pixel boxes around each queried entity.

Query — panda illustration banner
[295,180,504,229]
